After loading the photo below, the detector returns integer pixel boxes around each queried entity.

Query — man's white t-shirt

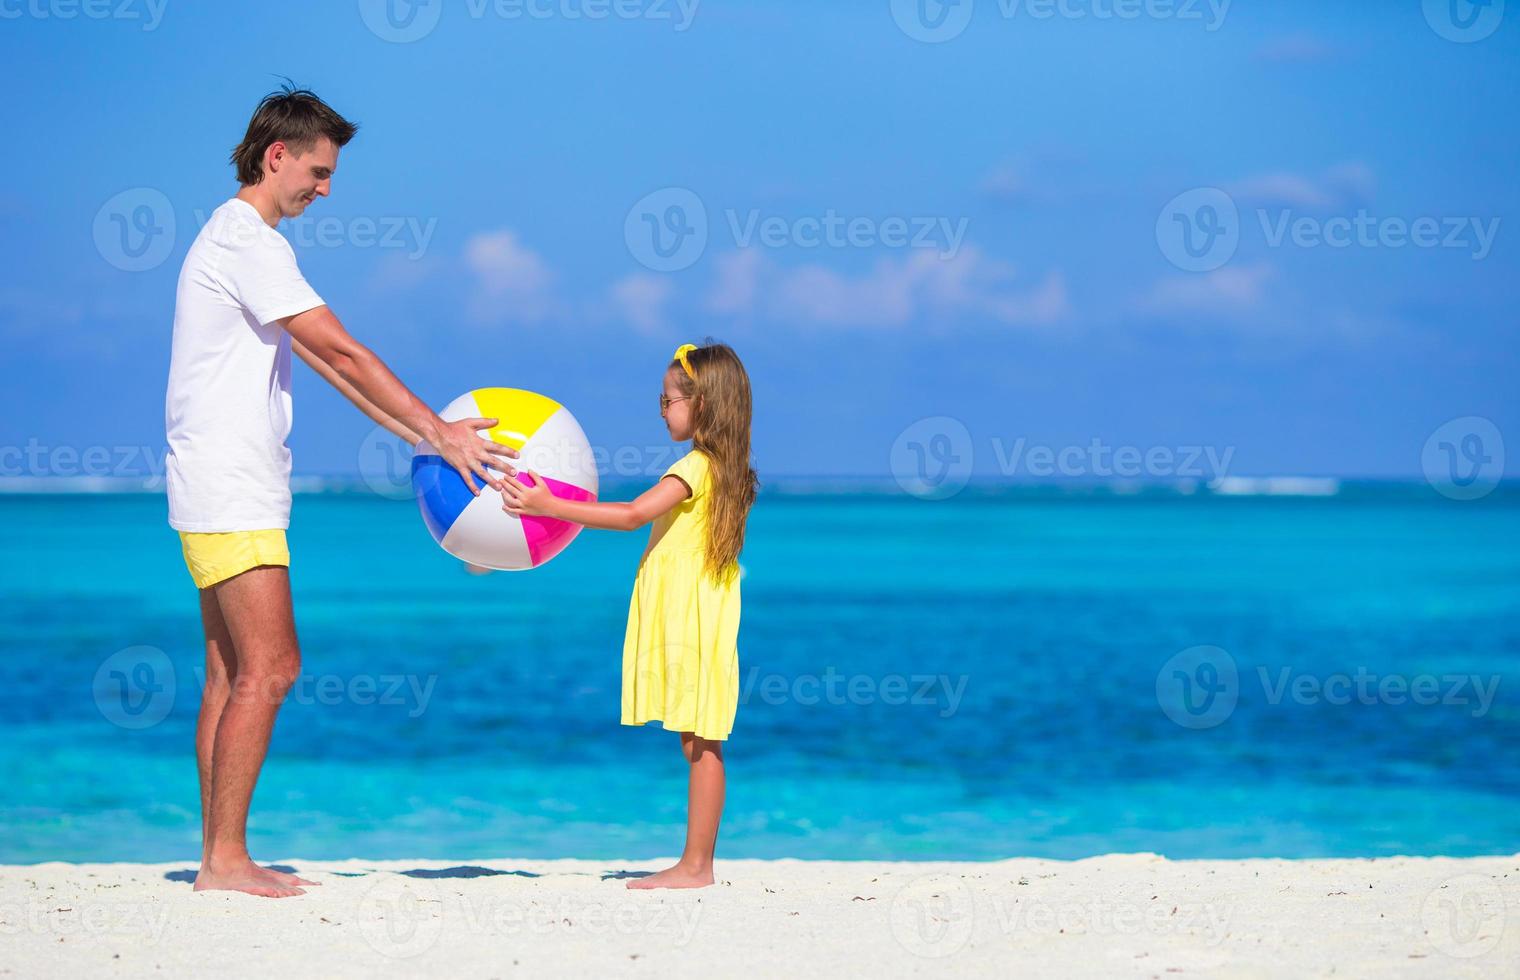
[165,198,324,532]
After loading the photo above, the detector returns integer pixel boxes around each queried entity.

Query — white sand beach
[2,854,1515,978]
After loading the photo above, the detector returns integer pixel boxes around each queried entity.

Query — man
[165,86,514,898]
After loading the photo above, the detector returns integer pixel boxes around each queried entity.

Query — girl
[500,341,758,889]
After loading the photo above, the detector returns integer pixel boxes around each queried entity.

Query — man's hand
[432,417,519,495]
[500,470,559,518]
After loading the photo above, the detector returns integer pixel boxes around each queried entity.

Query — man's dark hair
[230,84,358,186]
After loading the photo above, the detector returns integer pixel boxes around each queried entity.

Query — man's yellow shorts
[178,530,290,590]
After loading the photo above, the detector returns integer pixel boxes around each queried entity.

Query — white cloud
[774,259,918,326]
[367,251,441,293]
[1253,34,1342,64]
[463,230,556,324]
[704,246,1069,329]
[1143,263,1275,317]
[978,164,1028,202]
[610,274,674,335]
[1229,163,1374,211]
[425,230,1067,333]
[704,248,764,316]
[977,148,1088,205]
[984,270,1070,325]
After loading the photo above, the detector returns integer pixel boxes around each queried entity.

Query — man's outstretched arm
[292,338,421,446]
[281,305,516,493]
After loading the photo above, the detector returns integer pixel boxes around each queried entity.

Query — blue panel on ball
[412,454,475,543]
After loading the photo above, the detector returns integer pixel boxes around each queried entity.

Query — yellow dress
[622,450,741,741]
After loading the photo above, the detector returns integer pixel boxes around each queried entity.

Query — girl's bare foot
[626,864,714,890]
[194,860,306,898]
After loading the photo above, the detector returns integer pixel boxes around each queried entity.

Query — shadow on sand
[166,865,658,884]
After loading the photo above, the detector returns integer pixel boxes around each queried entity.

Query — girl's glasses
[660,394,689,413]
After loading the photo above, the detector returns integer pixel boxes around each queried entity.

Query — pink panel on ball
[522,474,597,567]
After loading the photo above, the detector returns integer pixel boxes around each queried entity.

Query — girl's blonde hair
[672,341,758,581]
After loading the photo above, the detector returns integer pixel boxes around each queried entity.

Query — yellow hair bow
[673,343,698,379]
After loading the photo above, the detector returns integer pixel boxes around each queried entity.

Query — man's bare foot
[626,864,714,890]
[194,861,306,898]
[258,865,319,887]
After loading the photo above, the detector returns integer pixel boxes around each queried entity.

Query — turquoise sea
[1,484,1517,864]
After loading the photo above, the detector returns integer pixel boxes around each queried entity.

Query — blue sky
[1,0,1516,480]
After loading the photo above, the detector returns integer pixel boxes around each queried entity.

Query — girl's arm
[500,469,690,532]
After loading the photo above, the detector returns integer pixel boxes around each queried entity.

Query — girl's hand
[500,470,558,518]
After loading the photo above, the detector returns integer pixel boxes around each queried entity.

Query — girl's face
[660,366,695,441]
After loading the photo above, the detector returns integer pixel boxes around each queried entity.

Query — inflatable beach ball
[411,388,598,571]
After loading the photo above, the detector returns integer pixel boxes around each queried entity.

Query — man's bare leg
[193,565,306,898]
[194,585,316,892]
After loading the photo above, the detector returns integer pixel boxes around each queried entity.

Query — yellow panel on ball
[471,388,562,451]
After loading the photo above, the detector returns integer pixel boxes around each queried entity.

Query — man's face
[268,136,338,219]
